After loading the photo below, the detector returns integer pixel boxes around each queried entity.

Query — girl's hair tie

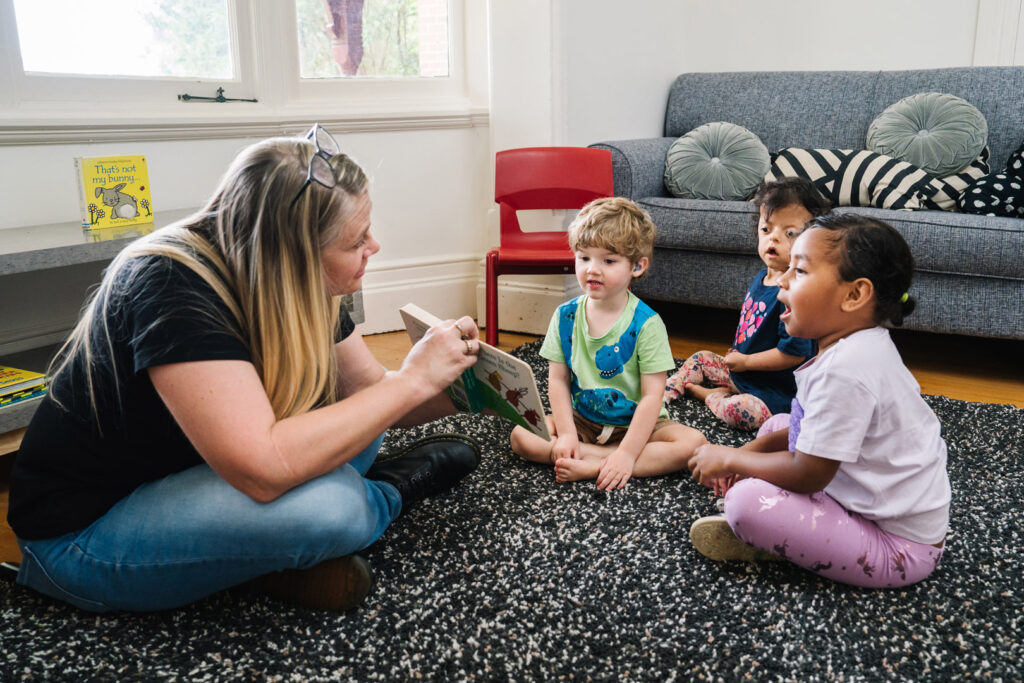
[900,292,909,303]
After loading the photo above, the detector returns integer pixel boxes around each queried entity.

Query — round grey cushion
[867,92,987,176]
[664,122,770,200]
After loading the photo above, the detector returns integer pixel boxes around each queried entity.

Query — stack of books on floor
[0,365,47,408]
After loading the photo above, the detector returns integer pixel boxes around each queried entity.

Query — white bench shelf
[0,209,195,444]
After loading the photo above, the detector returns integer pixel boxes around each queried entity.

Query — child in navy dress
[664,178,829,430]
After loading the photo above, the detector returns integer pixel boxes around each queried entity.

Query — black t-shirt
[8,255,354,540]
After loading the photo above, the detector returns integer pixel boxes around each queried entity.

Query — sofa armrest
[590,137,675,200]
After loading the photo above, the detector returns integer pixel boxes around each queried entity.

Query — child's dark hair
[807,213,917,327]
[751,177,831,224]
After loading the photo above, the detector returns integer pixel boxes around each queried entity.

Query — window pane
[13,0,232,79]
[296,0,449,79]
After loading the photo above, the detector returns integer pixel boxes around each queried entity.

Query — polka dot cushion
[958,172,1024,217]
[1004,140,1024,177]
[958,139,1024,217]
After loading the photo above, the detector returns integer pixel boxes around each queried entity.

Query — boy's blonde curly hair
[567,197,656,279]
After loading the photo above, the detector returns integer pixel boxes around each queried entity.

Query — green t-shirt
[540,292,674,424]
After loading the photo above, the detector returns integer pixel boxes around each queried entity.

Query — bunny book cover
[74,155,154,230]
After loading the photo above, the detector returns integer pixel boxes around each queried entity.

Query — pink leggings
[665,351,770,430]
[723,479,944,587]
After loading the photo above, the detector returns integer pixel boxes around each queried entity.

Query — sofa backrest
[665,67,1024,170]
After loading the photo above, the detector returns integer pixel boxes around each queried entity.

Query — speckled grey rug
[1,341,1022,682]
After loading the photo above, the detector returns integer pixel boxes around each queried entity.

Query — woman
[7,125,481,612]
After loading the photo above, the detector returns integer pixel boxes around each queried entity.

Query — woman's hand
[399,316,479,395]
[688,443,737,488]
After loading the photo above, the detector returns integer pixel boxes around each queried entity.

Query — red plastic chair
[485,147,614,346]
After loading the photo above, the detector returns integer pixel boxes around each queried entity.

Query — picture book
[74,154,154,230]
[0,364,46,398]
[399,303,550,440]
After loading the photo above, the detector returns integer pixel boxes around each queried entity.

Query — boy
[510,197,707,490]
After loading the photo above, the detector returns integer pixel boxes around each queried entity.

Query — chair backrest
[495,147,614,246]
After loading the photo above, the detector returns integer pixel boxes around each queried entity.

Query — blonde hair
[567,197,656,277]
[50,136,368,425]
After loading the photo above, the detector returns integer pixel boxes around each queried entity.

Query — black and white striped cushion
[767,147,988,211]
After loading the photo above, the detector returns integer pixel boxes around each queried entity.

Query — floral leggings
[664,350,771,430]
[718,414,946,588]
[723,478,945,588]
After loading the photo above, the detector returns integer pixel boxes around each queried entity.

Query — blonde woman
[7,125,481,612]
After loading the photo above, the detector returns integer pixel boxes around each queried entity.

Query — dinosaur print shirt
[539,292,674,426]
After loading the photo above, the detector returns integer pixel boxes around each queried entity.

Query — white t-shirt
[794,327,950,545]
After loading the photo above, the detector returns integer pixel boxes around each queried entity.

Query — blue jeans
[16,433,401,612]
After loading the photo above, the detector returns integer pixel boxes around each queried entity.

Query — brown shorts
[572,410,679,446]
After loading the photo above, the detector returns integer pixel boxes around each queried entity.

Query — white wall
[677,0,979,73]
[555,0,983,146]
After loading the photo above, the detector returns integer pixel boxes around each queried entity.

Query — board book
[399,303,550,440]
[74,154,154,230]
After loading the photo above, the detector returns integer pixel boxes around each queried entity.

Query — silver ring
[454,321,465,336]
[464,339,473,355]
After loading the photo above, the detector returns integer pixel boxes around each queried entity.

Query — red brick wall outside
[417,0,449,77]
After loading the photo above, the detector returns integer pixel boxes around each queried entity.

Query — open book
[400,303,550,440]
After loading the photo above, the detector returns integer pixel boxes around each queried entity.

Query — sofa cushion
[768,148,932,209]
[664,122,770,200]
[767,147,988,211]
[958,172,1024,217]
[638,194,1024,281]
[866,92,987,176]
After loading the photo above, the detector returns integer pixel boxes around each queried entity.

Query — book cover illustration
[0,364,46,400]
[399,303,550,440]
[74,155,154,230]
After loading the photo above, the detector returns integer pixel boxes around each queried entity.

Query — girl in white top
[687,213,950,588]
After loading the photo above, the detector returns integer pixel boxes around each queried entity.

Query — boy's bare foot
[554,457,601,483]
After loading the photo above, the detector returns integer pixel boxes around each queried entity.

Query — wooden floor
[1,303,1021,564]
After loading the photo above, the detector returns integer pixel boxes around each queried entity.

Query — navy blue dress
[729,269,816,415]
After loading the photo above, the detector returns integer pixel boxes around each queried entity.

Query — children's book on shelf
[399,303,550,440]
[0,385,47,408]
[0,364,46,401]
[74,154,154,230]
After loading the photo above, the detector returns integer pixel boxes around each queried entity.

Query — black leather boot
[366,433,480,511]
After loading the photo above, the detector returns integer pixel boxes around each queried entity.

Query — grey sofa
[591,67,1024,340]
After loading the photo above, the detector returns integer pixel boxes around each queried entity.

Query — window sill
[0,102,489,146]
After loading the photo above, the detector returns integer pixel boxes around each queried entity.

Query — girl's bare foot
[686,384,730,402]
[554,457,601,483]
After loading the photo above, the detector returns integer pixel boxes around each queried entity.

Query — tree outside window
[297,0,449,79]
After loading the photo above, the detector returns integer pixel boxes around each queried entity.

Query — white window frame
[0,0,483,145]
